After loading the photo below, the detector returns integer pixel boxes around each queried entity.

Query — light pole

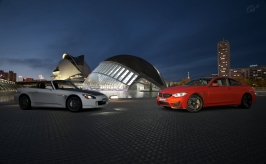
[39,75,43,81]
[19,75,23,81]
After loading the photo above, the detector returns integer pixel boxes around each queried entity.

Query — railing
[254,87,266,91]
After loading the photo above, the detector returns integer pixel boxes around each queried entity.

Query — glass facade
[83,61,140,90]
[0,79,20,91]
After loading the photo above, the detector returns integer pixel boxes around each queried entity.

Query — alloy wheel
[187,95,203,112]
[67,97,82,112]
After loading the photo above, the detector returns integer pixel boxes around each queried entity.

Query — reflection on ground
[99,90,158,98]
[0,91,16,102]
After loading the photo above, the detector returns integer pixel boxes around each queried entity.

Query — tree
[180,78,190,85]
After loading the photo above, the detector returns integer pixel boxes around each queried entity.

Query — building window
[127,74,138,85]
[118,70,129,81]
[110,66,121,77]
[114,68,125,79]
[122,72,134,84]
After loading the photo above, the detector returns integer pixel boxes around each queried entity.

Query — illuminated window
[110,66,121,77]
[102,63,112,74]
[107,65,118,76]
[118,70,129,81]
[105,64,116,75]
[98,62,108,73]
[114,68,125,79]
[127,74,138,85]
[122,72,134,84]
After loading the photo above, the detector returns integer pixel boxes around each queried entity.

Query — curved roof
[104,54,166,88]
[51,53,91,80]
[62,53,84,72]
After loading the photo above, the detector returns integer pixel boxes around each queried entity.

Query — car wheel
[66,96,82,112]
[19,95,31,110]
[240,94,252,109]
[187,94,203,113]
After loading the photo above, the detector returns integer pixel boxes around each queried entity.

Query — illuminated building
[0,70,17,82]
[217,39,230,77]
[231,65,266,79]
[83,54,167,91]
[0,78,19,91]
[51,53,91,80]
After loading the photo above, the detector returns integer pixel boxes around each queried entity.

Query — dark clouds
[0,0,266,81]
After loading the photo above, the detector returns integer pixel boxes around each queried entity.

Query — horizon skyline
[1,0,265,81]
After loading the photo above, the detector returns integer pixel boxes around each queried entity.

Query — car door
[207,78,233,105]
[32,88,57,107]
[228,78,243,104]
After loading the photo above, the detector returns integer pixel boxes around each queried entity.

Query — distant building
[217,39,230,77]
[51,53,91,81]
[230,65,266,79]
[0,70,17,82]
[83,54,166,91]
[203,74,218,77]
[23,78,34,82]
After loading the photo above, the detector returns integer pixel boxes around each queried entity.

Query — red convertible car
[157,76,256,112]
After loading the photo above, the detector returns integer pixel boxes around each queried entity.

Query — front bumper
[82,95,109,109]
[156,96,187,109]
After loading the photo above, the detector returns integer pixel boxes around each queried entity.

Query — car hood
[59,88,105,96]
[160,85,206,94]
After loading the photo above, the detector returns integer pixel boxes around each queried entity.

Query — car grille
[158,93,172,98]
[163,93,172,98]
[98,101,106,105]
[159,102,169,105]
[98,98,108,105]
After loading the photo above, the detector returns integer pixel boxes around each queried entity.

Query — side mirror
[46,86,53,90]
[212,83,219,87]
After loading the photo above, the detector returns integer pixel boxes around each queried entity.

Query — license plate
[159,98,166,101]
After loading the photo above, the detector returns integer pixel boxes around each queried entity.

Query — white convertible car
[14,80,109,112]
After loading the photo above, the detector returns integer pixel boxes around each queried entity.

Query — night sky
[0,0,265,82]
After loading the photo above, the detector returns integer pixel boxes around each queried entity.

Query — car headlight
[172,92,187,97]
[82,94,96,99]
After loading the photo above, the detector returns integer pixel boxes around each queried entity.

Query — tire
[239,94,252,109]
[19,95,32,110]
[66,96,82,112]
[187,94,203,113]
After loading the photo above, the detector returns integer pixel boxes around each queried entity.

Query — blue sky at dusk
[0,0,266,81]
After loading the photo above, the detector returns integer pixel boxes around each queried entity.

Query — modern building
[231,65,266,79]
[23,78,34,82]
[83,54,167,91]
[0,78,20,91]
[0,70,17,82]
[51,53,91,81]
[217,39,230,77]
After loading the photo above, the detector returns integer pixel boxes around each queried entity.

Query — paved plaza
[0,96,266,164]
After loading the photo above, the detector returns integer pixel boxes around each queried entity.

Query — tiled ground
[0,97,266,164]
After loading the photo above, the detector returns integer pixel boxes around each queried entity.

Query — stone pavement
[0,97,266,164]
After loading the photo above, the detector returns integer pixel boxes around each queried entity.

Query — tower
[217,40,230,77]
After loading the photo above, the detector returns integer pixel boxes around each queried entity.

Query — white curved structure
[51,53,91,80]
[83,54,167,91]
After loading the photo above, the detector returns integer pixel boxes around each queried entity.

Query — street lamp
[39,75,44,81]
[18,75,23,81]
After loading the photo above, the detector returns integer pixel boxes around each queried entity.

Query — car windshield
[53,81,79,90]
[184,78,212,86]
